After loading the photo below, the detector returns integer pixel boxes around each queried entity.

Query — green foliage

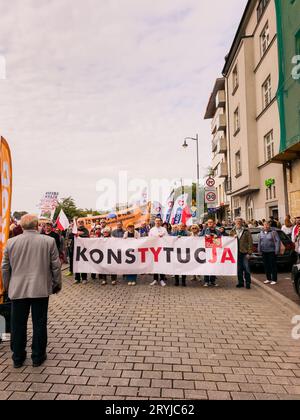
[13,211,28,221]
[265,178,275,188]
[53,197,104,221]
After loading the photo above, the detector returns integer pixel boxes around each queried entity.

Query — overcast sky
[0,0,248,213]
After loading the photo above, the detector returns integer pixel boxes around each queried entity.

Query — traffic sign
[205,190,217,204]
[206,177,215,188]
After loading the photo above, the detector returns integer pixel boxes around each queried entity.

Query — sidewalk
[252,270,300,307]
[0,274,300,400]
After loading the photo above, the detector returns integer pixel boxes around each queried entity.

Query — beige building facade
[206,0,287,223]
[204,78,230,221]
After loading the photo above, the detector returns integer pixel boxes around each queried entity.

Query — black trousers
[68,246,74,274]
[175,275,186,286]
[11,298,49,365]
[204,276,216,285]
[154,274,166,281]
[262,252,278,282]
[75,273,87,282]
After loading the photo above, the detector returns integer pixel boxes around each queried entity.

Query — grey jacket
[112,229,125,238]
[258,229,281,254]
[2,230,62,300]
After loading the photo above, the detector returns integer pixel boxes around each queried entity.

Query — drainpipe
[225,76,233,221]
[282,163,290,217]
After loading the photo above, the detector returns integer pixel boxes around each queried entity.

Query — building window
[234,107,240,134]
[264,130,274,161]
[235,151,241,177]
[246,197,254,222]
[260,22,270,56]
[266,183,276,201]
[257,0,270,22]
[232,65,239,92]
[262,75,272,109]
[296,29,300,55]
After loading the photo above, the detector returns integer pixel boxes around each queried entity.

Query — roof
[222,0,256,76]
[204,78,225,120]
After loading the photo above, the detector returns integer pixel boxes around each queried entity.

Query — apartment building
[204,78,230,221]
[272,0,300,217]
[205,0,291,222]
[221,0,287,222]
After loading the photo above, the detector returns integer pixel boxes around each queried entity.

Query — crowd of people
[7,214,300,289]
[2,213,300,369]
[52,214,300,290]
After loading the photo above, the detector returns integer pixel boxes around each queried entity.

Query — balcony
[211,113,226,134]
[212,138,217,153]
[212,132,227,154]
[217,136,227,154]
[215,90,225,108]
[219,162,228,178]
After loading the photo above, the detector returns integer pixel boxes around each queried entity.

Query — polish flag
[56,210,70,231]
[72,218,78,235]
[182,205,192,226]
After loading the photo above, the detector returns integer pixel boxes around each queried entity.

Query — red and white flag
[56,210,70,231]
[72,218,78,235]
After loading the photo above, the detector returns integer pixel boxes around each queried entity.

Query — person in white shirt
[149,218,169,239]
[282,216,293,238]
[292,217,300,242]
[292,217,300,262]
[149,218,168,287]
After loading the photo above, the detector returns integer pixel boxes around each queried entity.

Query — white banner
[74,236,238,276]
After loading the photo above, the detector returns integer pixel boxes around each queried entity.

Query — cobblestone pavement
[1,275,300,400]
[253,270,300,305]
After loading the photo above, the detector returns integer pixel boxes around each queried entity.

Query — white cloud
[0,0,248,212]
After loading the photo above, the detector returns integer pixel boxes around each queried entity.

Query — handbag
[272,231,285,255]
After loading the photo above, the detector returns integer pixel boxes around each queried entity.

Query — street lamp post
[182,134,202,222]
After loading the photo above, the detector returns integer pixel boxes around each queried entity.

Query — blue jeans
[126,275,137,282]
[238,253,251,286]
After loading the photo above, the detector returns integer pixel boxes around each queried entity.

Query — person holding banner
[230,218,253,289]
[112,222,125,238]
[173,223,189,287]
[74,221,90,285]
[138,222,150,237]
[124,223,140,286]
[149,218,168,287]
[1,215,62,369]
[101,227,118,286]
[201,219,221,287]
[190,224,201,282]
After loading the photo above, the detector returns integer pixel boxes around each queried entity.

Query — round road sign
[206,177,215,188]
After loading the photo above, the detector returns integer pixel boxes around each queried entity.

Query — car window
[251,232,260,243]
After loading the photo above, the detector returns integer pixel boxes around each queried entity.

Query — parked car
[224,228,298,271]
[292,264,300,297]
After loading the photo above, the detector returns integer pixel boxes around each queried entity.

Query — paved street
[1,274,300,400]
[253,270,300,306]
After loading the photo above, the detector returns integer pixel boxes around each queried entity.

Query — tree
[54,197,85,221]
[13,211,28,221]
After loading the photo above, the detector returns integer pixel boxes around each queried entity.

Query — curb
[252,275,300,317]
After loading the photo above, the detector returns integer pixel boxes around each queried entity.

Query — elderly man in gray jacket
[2,214,62,369]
